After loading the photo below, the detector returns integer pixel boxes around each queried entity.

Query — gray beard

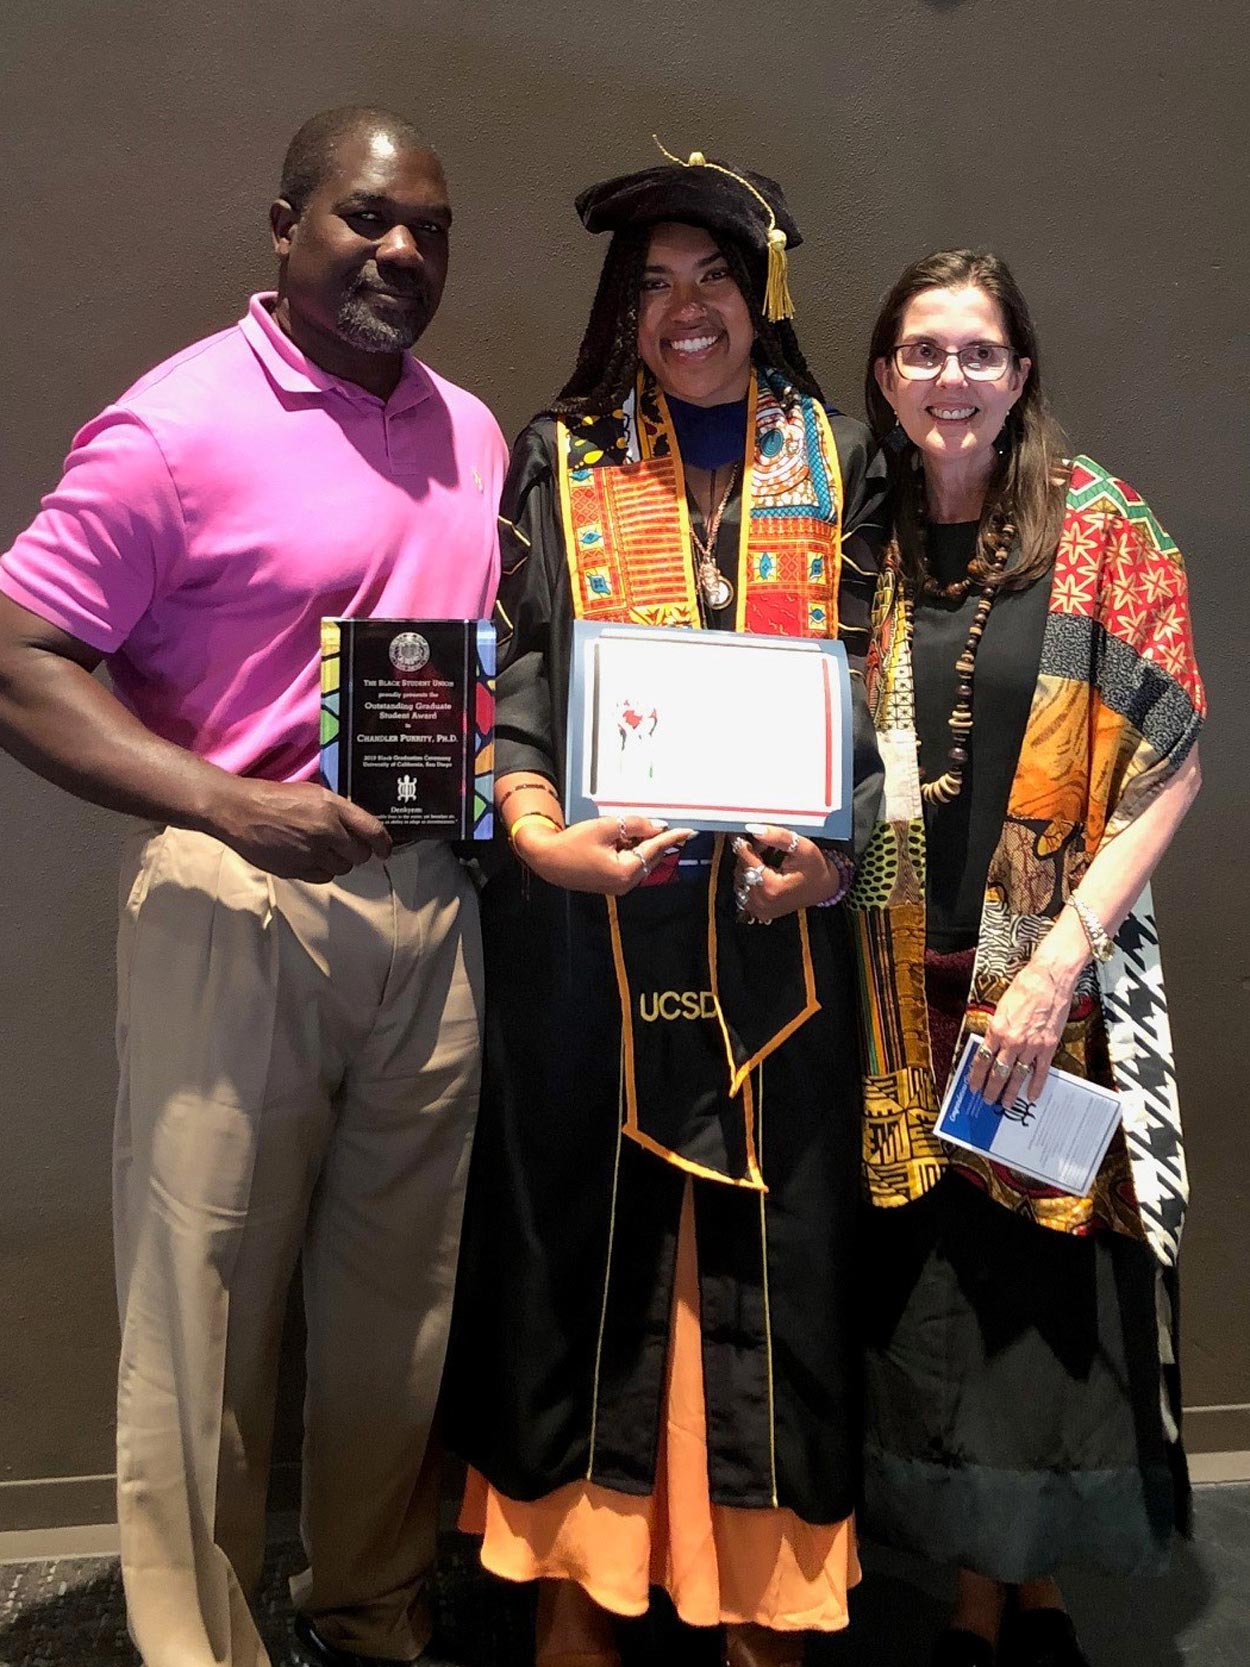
[335,293,421,354]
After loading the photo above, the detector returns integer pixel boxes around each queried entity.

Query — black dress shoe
[931,1628,997,1667]
[292,1611,455,1667]
[1001,1608,1091,1667]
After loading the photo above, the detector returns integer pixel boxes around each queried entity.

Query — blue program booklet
[935,1034,1122,1197]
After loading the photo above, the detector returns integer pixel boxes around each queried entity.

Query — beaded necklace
[913,517,1016,806]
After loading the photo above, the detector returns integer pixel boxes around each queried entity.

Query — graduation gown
[445,403,885,1524]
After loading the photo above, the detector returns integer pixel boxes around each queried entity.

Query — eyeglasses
[891,340,1016,381]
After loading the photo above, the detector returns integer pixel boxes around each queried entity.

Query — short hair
[279,106,432,214]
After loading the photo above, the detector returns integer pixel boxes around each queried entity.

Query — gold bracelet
[507,810,561,845]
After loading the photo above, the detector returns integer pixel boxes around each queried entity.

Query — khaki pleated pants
[112,826,483,1667]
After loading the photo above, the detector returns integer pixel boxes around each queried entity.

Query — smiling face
[635,222,755,406]
[874,284,1030,474]
[272,128,451,364]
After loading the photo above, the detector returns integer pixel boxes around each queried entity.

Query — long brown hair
[864,250,1069,590]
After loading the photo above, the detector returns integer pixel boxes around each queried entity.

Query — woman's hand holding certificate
[509,800,695,896]
[730,823,853,924]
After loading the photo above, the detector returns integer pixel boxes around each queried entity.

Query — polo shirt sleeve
[0,410,185,654]
[476,416,511,618]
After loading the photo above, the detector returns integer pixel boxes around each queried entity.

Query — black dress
[860,525,1185,1582]
[445,410,886,1524]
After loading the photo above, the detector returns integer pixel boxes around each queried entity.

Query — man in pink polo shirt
[0,107,506,1667]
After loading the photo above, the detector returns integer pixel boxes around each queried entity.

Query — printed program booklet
[935,1033,1122,1196]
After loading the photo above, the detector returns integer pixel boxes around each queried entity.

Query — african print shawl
[556,366,845,1186]
[850,455,1205,1265]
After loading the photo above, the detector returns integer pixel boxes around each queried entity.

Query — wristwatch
[1069,896,1114,963]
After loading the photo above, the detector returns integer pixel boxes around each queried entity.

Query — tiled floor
[1,1485,1245,1666]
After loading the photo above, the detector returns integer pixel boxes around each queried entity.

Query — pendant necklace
[689,463,739,615]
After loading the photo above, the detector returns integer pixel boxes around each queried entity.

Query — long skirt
[859,948,1188,1583]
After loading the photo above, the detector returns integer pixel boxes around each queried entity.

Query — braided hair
[549,228,824,419]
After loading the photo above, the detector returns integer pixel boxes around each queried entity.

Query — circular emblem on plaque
[388,631,430,673]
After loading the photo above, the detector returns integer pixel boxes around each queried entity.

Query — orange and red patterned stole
[556,367,844,636]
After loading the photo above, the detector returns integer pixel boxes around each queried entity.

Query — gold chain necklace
[688,463,739,614]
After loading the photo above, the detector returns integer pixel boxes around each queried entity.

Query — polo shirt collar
[239,292,434,412]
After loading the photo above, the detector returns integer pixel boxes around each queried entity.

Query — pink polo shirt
[0,294,506,781]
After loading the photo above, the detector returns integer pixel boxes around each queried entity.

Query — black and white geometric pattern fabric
[1100,881,1188,1266]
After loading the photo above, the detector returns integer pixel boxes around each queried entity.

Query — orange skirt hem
[459,1183,858,1632]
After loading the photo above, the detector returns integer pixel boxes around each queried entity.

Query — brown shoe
[724,1621,805,1667]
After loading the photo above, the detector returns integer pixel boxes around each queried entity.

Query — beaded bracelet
[497,778,561,818]
[814,848,855,908]
[507,811,562,846]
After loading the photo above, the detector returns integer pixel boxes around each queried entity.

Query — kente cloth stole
[850,455,1205,1266]
[558,369,843,634]
[556,368,844,1187]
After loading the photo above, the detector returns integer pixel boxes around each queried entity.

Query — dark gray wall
[1,0,1246,1523]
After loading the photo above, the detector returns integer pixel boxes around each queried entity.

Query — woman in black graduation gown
[445,152,885,1667]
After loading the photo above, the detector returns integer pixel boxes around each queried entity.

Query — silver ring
[735,886,751,910]
[990,1058,1013,1078]
[784,831,800,856]
[1010,1057,1033,1076]
[632,849,651,880]
[976,1044,994,1063]
[617,816,628,846]
[742,865,766,889]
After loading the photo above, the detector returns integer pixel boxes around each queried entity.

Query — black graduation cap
[574,141,800,321]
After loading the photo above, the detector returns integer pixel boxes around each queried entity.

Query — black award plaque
[320,618,495,839]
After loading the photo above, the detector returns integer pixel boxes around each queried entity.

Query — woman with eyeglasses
[850,250,1205,1667]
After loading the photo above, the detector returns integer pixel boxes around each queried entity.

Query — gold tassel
[652,135,796,321]
[764,227,794,323]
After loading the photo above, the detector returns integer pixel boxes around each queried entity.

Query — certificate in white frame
[565,621,852,838]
